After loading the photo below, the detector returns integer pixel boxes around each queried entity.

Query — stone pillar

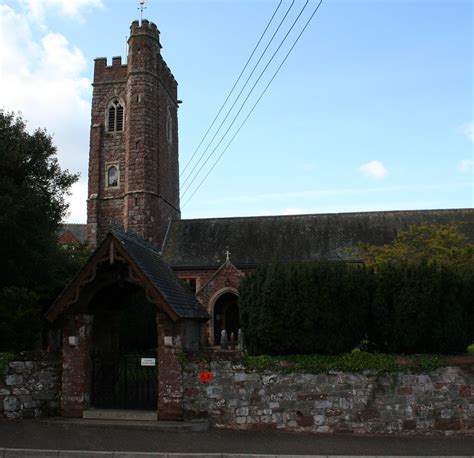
[61,314,94,417]
[156,312,183,420]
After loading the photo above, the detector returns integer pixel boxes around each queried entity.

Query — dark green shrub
[0,287,41,352]
[240,262,371,355]
[370,263,473,354]
[240,261,473,356]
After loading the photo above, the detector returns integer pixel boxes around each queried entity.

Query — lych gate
[45,226,209,420]
[90,286,158,410]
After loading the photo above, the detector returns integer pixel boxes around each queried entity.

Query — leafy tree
[0,112,78,289]
[0,287,41,352]
[359,223,474,354]
[358,223,473,270]
[0,112,83,351]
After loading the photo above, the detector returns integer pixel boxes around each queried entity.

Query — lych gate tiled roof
[110,226,209,319]
[161,209,474,268]
[47,226,209,321]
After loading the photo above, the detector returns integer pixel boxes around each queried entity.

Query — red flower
[199,372,213,383]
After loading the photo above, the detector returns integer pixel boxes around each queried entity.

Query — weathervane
[138,0,147,22]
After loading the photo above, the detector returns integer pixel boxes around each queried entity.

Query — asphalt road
[0,420,473,456]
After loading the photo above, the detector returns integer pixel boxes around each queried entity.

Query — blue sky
[1,0,472,222]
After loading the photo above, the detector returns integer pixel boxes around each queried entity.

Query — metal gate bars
[91,351,157,410]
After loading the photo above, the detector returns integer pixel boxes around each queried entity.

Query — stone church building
[50,19,473,420]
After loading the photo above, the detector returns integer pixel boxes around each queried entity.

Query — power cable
[180,0,283,179]
[181,0,311,199]
[181,0,296,187]
[182,0,324,208]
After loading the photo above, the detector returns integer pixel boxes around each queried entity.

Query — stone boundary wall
[0,352,60,419]
[183,358,474,435]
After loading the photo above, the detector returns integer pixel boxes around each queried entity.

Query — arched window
[107,165,119,187]
[166,107,172,144]
[213,291,239,345]
[108,166,118,187]
[107,98,124,132]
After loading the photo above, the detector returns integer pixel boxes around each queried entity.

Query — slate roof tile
[161,208,474,268]
[111,226,209,319]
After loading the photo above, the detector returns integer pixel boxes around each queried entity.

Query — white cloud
[66,180,88,223]
[19,0,103,23]
[357,160,388,180]
[0,4,91,223]
[461,121,474,143]
[459,159,473,173]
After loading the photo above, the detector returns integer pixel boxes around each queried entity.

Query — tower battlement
[130,19,160,40]
[92,21,176,91]
[93,57,127,83]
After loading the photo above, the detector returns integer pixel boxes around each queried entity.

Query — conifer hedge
[239,262,473,355]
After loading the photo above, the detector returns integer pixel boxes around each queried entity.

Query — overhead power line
[182,0,324,208]
[180,0,283,179]
[181,0,312,200]
[181,0,296,188]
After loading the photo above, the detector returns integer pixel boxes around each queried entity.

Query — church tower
[87,20,180,249]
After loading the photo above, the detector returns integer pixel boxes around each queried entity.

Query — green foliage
[240,260,473,356]
[240,262,372,355]
[0,112,82,351]
[0,287,41,351]
[49,242,91,297]
[0,112,78,290]
[242,352,445,374]
[358,223,474,270]
[0,352,14,374]
[467,344,474,356]
[370,263,473,354]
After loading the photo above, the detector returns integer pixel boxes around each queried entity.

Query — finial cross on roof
[225,250,231,261]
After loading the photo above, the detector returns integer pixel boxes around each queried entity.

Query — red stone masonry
[87,20,180,249]
[173,265,254,344]
[58,231,80,245]
[156,312,184,420]
[61,314,94,417]
[195,261,244,310]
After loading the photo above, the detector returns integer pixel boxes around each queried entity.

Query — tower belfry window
[107,99,124,132]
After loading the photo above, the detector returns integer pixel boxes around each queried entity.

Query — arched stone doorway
[89,283,158,410]
[213,291,239,345]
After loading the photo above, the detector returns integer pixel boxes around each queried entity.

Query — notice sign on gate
[140,358,156,367]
